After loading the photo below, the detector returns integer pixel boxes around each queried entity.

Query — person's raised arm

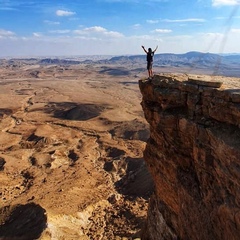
[141,46,148,54]
[153,45,158,53]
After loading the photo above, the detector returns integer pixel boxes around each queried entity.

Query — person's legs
[147,62,150,78]
[147,61,153,78]
[150,69,153,77]
[148,70,151,77]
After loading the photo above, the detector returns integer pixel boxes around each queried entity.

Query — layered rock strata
[139,74,240,240]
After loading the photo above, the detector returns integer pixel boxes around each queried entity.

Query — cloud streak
[162,18,206,23]
[56,10,76,17]
[152,29,172,33]
[231,28,240,32]
[49,30,71,34]
[0,29,15,37]
[1,28,240,57]
[212,0,240,6]
[74,26,124,38]
[147,20,159,24]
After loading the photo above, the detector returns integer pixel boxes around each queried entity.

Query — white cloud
[231,28,240,32]
[49,30,71,34]
[0,29,15,37]
[152,29,172,33]
[105,31,124,37]
[33,32,42,37]
[1,26,240,57]
[212,0,240,6]
[162,18,206,23]
[147,20,159,24]
[74,36,99,41]
[84,26,106,33]
[56,10,76,17]
[204,32,224,37]
[73,30,84,35]
[74,26,124,38]
[132,24,141,29]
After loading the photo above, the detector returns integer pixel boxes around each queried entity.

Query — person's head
[148,48,152,53]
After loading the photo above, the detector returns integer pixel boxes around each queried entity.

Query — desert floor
[0,62,154,240]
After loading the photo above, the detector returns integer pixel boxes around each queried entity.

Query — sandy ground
[0,63,154,240]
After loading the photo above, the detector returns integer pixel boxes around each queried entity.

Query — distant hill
[102,51,240,77]
[39,58,81,65]
[1,52,240,77]
[104,51,240,67]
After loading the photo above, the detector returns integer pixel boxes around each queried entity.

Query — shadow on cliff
[225,89,240,93]
[0,203,47,240]
[114,157,154,200]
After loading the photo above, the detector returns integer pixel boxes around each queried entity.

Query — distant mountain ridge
[105,51,240,77]
[1,51,240,77]
[3,51,240,66]
[106,51,234,66]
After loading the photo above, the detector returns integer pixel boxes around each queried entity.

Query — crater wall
[139,74,240,240]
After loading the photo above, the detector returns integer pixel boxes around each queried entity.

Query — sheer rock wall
[139,74,240,240]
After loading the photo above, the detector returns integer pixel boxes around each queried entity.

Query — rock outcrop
[139,74,240,240]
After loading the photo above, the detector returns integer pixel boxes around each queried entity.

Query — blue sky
[0,0,240,57]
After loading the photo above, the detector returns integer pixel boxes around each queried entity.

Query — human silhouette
[142,45,158,79]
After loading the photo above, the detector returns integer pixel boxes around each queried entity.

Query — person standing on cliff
[141,45,158,79]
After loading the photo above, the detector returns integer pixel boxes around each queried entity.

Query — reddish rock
[139,74,240,240]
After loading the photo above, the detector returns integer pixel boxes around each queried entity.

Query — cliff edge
[139,74,240,240]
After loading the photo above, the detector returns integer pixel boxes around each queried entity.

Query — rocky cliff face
[139,74,240,240]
